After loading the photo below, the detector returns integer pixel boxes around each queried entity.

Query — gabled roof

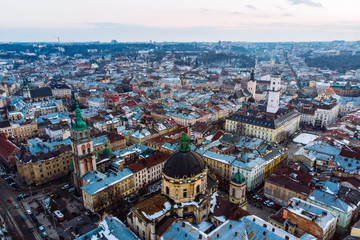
[30,87,52,98]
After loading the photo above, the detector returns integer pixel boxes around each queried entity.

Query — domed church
[162,134,207,202]
[162,134,212,223]
[127,134,219,240]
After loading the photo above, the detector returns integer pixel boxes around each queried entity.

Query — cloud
[288,0,322,7]
[282,13,293,16]
[197,8,242,16]
[255,15,271,18]
[246,5,257,10]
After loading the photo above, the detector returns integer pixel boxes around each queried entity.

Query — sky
[0,0,359,42]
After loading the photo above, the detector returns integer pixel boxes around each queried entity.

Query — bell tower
[70,103,96,190]
[23,78,31,103]
[266,75,281,114]
[229,172,247,209]
[247,69,256,97]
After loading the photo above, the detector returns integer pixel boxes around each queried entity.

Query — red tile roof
[0,135,18,166]
[128,162,146,173]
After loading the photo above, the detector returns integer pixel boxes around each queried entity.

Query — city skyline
[1,0,359,42]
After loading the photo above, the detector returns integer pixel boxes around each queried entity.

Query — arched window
[196,185,200,193]
[82,149,86,155]
[232,188,236,197]
[166,186,169,195]
[183,189,187,198]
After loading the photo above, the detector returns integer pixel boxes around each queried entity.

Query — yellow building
[16,145,72,185]
[201,152,232,183]
[350,219,360,237]
[264,171,313,206]
[93,135,110,154]
[225,109,300,142]
[11,121,38,142]
[81,168,135,212]
[263,144,288,178]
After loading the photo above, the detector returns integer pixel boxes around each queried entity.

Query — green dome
[103,148,112,156]
[231,172,246,184]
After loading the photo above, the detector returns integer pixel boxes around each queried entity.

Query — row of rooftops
[227,107,299,129]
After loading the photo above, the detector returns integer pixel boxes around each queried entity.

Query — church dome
[248,96,255,103]
[163,134,205,179]
[231,172,246,184]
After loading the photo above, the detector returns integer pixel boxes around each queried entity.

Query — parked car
[39,226,45,231]
[62,184,70,190]
[9,182,16,186]
[21,216,26,221]
[26,209,32,215]
[42,232,48,237]
[68,188,75,193]
[264,200,270,205]
[7,199,12,203]
[28,227,35,233]
[267,202,274,207]
[15,204,19,208]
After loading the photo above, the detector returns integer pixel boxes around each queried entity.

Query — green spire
[250,69,255,82]
[179,134,190,152]
[23,78,29,89]
[72,103,89,131]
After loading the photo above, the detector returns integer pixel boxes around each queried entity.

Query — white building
[231,155,266,190]
[88,97,105,108]
[267,75,281,114]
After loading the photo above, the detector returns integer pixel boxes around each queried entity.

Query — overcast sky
[1,0,359,42]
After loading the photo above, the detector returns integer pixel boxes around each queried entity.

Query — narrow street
[0,176,43,240]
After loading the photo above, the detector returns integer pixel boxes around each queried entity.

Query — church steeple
[23,78,31,102]
[249,69,255,82]
[70,102,96,190]
[72,103,88,131]
[179,134,190,152]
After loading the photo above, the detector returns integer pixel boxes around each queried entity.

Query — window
[196,185,200,194]
[232,188,235,197]
[183,189,187,198]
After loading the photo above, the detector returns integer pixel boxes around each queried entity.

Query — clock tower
[70,104,96,190]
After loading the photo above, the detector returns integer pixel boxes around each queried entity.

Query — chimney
[263,231,266,236]
[185,233,187,237]
[323,194,325,198]
[229,224,232,229]
[182,222,185,228]
[177,228,179,232]
[235,232,238,237]
[217,233,220,238]
[199,234,202,239]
